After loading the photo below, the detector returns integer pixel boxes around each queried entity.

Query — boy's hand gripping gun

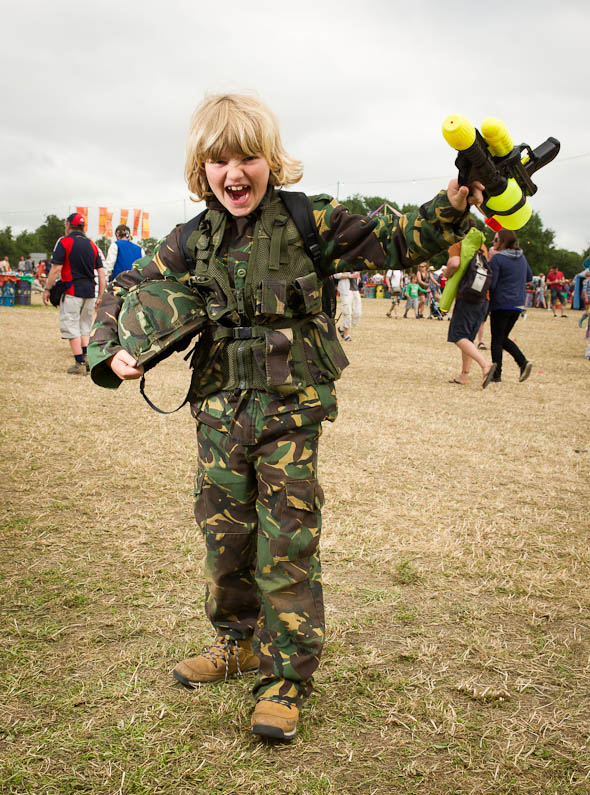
[442,115,560,231]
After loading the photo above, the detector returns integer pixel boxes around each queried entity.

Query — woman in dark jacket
[489,229,534,382]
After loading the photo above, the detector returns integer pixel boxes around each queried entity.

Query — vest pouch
[188,334,226,398]
[252,327,300,396]
[191,273,235,323]
[255,279,288,317]
[302,316,350,383]
[293,272,322,315]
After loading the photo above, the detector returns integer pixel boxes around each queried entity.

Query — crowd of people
[358,261,590,319]
[334,231,590,378]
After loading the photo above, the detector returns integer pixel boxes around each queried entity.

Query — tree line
[1,203,587,278]
[0,214,160,267]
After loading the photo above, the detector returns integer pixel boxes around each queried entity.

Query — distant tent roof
[368,203,402,218]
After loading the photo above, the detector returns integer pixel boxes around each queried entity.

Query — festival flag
[133,209,141,237]
[105,211,113,238]
[98,207,107,236]
[120,209,129,227]
[141,211,150,240]
[76,206,88,232]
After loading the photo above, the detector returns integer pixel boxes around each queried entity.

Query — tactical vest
[184,193,349,398]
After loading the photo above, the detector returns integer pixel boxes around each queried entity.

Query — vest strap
[212,325,266,341]
[269,214,288,270]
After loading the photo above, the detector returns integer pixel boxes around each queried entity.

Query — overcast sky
[2,0,588,257]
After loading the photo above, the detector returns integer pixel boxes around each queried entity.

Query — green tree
[37,214,64,259]
[551,249,584,279]
[140,237,159,257]
[14,230,41,262]
[518,211,555,272]
[0,226,16,266]
[95,236,112,258]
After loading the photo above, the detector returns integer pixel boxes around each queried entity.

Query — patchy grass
[1,296,589,794]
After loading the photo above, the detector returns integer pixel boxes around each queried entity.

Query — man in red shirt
[43,213,106,374]
[546,265,567,318]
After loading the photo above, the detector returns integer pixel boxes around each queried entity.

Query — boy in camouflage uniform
[89,93,483,741]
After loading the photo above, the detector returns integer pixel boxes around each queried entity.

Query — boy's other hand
[447,179,485,212]
[109,349,145,380]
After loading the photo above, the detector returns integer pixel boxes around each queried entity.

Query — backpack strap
[179,210,207,269]
[278,191,324,275]
[279,191,339,319]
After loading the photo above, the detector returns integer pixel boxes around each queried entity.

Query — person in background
[105,225,143,282]
[36,260,47,285]
[0,256,10,273]
[535,273,547,309]
[336,271,362,341]
[488,229,533,383]
[43,213,106,375]
[579,308,590,359]
[446,234,496,388]
[385,267,402,318]
[416,262,429,318]
[402,273,425,318]
[582,269,590,311]
[427,265,441,318]
[546,265,567,318]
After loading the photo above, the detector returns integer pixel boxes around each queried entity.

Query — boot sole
[173,666,258,689]
[251,723,296,741]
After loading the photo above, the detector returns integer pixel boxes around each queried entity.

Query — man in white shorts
[43,213,106,375]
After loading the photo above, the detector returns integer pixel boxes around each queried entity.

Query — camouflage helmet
[117,278,208,371]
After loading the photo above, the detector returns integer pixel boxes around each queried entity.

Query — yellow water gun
[442,115,560,230]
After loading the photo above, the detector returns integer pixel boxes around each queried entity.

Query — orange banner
[120,209,129,227]
[76,206,88,232]
[141,211,150,240]
[105,211,113,238]
[98,207,107,236]
[133,209,141,238]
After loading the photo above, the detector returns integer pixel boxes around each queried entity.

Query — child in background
[403,274,426,318]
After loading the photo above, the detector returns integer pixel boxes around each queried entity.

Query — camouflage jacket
[89,188,469,418]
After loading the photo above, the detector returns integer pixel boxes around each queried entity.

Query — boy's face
[204,151,270,217]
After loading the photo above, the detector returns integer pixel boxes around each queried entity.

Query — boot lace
[200,637,243,681]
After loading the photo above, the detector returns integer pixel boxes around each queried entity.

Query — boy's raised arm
[313,179,483,275]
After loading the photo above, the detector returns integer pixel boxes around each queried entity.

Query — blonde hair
[185,93,304,200]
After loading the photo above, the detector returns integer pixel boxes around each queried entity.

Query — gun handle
[524,137,561,177]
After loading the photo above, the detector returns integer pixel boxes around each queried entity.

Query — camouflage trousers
[193,393,327,706]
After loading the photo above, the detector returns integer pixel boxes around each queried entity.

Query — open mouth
[225,185,251,204]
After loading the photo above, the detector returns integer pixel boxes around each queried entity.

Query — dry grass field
[1,294,589,794]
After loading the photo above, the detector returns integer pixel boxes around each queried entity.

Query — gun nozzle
[442,114,476,151]
[481,117,513,157]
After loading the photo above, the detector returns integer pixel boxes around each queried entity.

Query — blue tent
[573,259,590,310]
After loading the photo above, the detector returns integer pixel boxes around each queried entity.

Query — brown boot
[251,699,299,741]
[173,636,258,688]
